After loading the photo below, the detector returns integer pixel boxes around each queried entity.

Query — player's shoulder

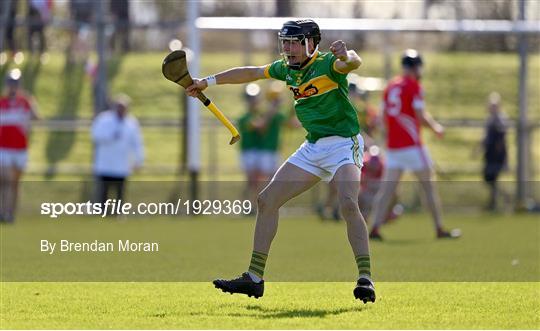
[266,58,289,77]
[312,52,344,77]
[269,58,287,69]
[126,114,140,125]
[315,51,335,64]
[387,76,420,89]
[317,51,332,59]
[384,76,402,91]
[95,110,115,121]
[3,94,33,109]
[18,94,33,106]
[390,76,405,85]
[403,76,421,88]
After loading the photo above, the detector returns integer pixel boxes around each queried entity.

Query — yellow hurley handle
[197,92,240,145]
[206,102,239,135]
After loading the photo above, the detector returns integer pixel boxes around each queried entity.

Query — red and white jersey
[0,94,33,150]
[382,76,424,149]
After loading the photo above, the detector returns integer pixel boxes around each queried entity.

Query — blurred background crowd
[0,0,539,222]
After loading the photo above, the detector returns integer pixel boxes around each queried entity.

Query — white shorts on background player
[0,148,28,170]
[386,145,432,171]
[286,134,364,182]
[241,150,280,175]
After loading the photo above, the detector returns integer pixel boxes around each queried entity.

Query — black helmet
[278,19,321,70]
[278,19,321,46]
[401,49,423,68]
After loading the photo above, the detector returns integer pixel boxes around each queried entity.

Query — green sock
[355,254,371,277]
[248,251,268,279]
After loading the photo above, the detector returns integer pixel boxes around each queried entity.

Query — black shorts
[483,163,504,183]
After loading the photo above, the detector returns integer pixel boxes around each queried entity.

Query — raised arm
[330,40,362,74]
[186,66,267,97]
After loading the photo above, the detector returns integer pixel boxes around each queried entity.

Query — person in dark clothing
[482,92,508,210]
[27,0,52,55]
[66,0,93,63]
[3,0,18,55]
[109,0,130,53]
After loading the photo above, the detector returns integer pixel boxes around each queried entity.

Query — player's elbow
[348,51,362,69]
[350,58,362,70]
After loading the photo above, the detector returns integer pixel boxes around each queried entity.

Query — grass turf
[1,213,539,328]
[1,213,539,282]
[1,282,539,329]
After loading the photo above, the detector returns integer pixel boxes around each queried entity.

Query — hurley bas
[40,239,159,254]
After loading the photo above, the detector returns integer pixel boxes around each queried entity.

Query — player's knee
[338,195,359,216]
[257,191,275,213]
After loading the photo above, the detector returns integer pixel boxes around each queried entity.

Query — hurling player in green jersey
[186,19,375,303]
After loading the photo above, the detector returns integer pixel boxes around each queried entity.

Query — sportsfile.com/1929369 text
[40,199,252,218]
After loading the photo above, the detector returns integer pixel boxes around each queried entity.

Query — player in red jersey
[0,69,40,222]
[369,50,460,240]
[359,145,402,222]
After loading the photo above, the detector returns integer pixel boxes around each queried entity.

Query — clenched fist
[330,40,348,61]
[186,79,208,97]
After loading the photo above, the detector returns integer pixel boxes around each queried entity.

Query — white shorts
[287,134,364,182]
[0,148,28,170]
[241,150,280,175]
[386,145,432,171]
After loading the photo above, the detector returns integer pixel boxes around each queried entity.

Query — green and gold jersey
[264,51,360,143]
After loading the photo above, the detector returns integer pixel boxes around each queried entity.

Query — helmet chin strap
[306,42,319,58]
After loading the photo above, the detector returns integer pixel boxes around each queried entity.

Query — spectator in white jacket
[91,94,143,211]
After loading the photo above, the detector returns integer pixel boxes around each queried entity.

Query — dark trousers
[483,163,504,210]
[95,175,126,215]
[27,8,46,54]
[5,23,16,52]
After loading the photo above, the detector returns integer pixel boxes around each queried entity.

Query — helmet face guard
[278,20,321,70]
[277,34,318,70]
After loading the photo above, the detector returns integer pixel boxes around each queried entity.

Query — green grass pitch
[1,212,539,329]
[2,282,538,329]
